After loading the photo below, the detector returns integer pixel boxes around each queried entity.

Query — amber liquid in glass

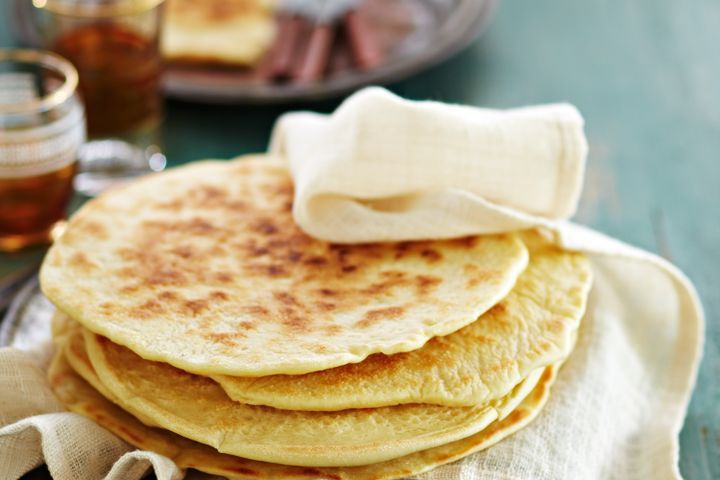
[51,24,162,139]
[0,162,77,251]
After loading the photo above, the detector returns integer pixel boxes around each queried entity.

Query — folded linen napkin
[269,87,587,243]
[0,88,703,480]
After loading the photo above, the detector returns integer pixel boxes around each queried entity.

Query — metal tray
[0,275,55,349]
[163,0,496,103]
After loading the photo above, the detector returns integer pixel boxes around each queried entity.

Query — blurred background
[0,0,718,478]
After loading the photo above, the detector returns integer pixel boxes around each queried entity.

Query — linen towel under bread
[0,87,703,480]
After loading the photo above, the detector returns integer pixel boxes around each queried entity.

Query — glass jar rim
[0,49,79,115]
[36,0,165,17]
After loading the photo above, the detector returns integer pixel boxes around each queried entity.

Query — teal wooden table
[2,0,718,478]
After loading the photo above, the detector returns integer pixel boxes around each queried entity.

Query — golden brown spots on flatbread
[324,324,343,336]
[393,242,412,260]
[243,305,270,317]
[304,256,327,266]
[463,263,479,275]
[188,185,248,212]
[280,310,312,333]
[452,236,479,249]
[415,275,442,295]
[99,302,114,314]
[170,245,194,259]
[209,290,230,301]
[214,271,233,283]
[146,267,187,287]
[142,218,218,236]
[420,248,443,263]
[69,252,97,272]
[356,306,406,328]
[205,332,245,347]
[245,243,270,257]
[308,343,329,354]
[485,358,516,375]
[158,290,180,302]
[78,220,108,240]
[266,264,288,277]
[183,298,210,316]
[463,263,499,289]
[61,218,107,243]
[130,299,165,319]
[198,185,224,199]
[361,271,408,295]
[252,217,279,235]
[119,284,140,295]
[286,250,303,262]
[468,333,497,346]
[316,302,337,312]
[273,291,302,308]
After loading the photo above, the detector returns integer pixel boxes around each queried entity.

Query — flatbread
[162,0,276,66]
[49,347,558,480]
[40,157,529,376]
[80,328,543,467]
[214,233,591,409]
[60,319,161,428]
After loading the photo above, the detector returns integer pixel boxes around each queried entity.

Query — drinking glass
[33,0,167,196]
[0,48,84,251]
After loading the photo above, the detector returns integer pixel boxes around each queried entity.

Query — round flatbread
[214,232,591,409]
[40,157,529,376]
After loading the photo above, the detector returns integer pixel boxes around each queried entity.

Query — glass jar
[33,0,167,196]
[0,48,85,251]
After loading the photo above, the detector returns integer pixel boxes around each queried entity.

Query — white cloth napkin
[0,88,704,480]
[269,87,588,243]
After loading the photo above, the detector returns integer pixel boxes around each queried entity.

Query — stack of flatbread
[40,157,592,480]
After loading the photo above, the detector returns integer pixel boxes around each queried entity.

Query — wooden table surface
[2,0,718,478]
